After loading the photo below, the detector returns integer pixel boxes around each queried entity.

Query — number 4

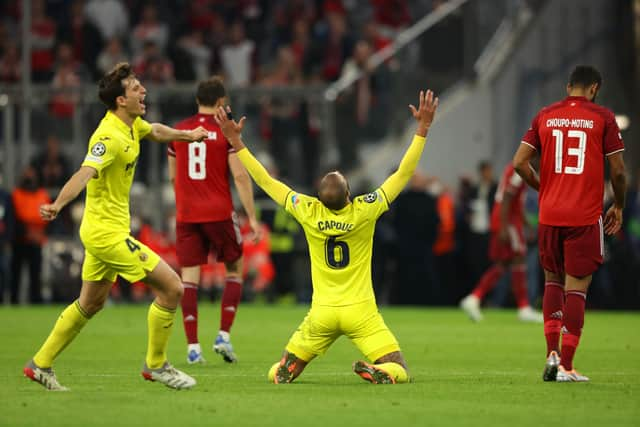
[125,238,141,252]
[552,129,586,175]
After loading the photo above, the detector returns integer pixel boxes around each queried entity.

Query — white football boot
[142,362,196,389]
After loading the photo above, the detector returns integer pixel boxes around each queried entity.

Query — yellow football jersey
[79,111,152,242]
[284,189,389,306]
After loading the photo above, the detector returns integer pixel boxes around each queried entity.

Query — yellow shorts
[285,300,400,362]
[81,234,160,283]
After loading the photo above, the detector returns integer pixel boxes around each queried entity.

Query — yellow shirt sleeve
[236,148,292,206]
[284,192,317,223]
[135,118,153,140]
[354,189,389,220]
[81,134,118,177]
[380,135,427,203]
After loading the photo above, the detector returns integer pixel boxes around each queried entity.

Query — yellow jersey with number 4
[284,189,389,306]
[79,111,152,243]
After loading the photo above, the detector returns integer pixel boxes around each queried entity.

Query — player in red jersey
[513,66,626,382]
[460,164,542,323]
[168,76,260,364]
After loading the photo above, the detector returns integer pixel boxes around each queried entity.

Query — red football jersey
[490,164,526,231]
[169,113,235,223]
[521,96,624,226]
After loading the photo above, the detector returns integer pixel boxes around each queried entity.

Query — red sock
[542,281,564,356]
[471,264,505,300]
[181,282,199,344]
[510,264,529,309]
[561,291,586,371]
[220,277,242,333]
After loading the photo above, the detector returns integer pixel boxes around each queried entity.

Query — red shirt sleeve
[521,113,541,150]
[168,141,176,157]
[603,112,624,155]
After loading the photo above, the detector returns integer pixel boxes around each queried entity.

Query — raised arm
[380,90,439,203]
[40,166,97,221]
[214,106,292,206]
[147,123,209,143]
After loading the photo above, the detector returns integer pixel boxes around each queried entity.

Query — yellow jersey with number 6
[79,111,152,243]
[284,189,389,306]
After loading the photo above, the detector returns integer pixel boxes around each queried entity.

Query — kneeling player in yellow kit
[23,63,208,391]
[213,89,438,384]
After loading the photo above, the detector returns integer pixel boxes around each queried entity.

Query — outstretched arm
[147,123,209,143]
[380,90,439,203]
[214,107,292,207]
[40,166,97,221]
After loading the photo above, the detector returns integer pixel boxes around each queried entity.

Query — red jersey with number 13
[521,96,624,227]
[169,113,234,223]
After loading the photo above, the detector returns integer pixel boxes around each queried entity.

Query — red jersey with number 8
[169,113,234,223]
[521,96,624,226]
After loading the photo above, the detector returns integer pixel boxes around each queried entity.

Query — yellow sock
[375,362,410,383]
[146,302,176,369]
[33,301,90,368]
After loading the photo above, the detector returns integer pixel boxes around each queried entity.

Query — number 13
[552,129,586,175]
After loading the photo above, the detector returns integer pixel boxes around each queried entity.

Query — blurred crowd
[0,0,422,85]
[2,150,639,309]
[1,0,467,180]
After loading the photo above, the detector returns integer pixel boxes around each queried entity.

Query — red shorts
[538,219,603,277]
[176,217,243,267]
[489,225,526,262]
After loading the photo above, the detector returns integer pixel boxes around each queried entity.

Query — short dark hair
[196,76,226,106]
[568,65,602,89]
[98,62,135,110]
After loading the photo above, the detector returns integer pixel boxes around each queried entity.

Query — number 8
[188,142,207,180]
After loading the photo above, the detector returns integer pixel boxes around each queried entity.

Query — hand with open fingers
[603,205,622,235]
[409,89,439,130]
[40,203,59,221]
[190,126,209,142]
[213,106,246,144]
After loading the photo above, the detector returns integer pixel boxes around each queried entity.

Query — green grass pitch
[1,304,638,427]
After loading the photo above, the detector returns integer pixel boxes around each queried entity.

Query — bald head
[318,171,350,210]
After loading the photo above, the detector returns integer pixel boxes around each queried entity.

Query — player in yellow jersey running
[213,89,438,384]
[23,63,209,391]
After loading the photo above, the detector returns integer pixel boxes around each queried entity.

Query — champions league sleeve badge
[363,192,377,203]
[91,142,107,156]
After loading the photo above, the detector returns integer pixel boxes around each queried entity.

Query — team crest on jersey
[91,142,106,156]
[139,252,148,262]
[363,192,377,203]
[291,194,300,208]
